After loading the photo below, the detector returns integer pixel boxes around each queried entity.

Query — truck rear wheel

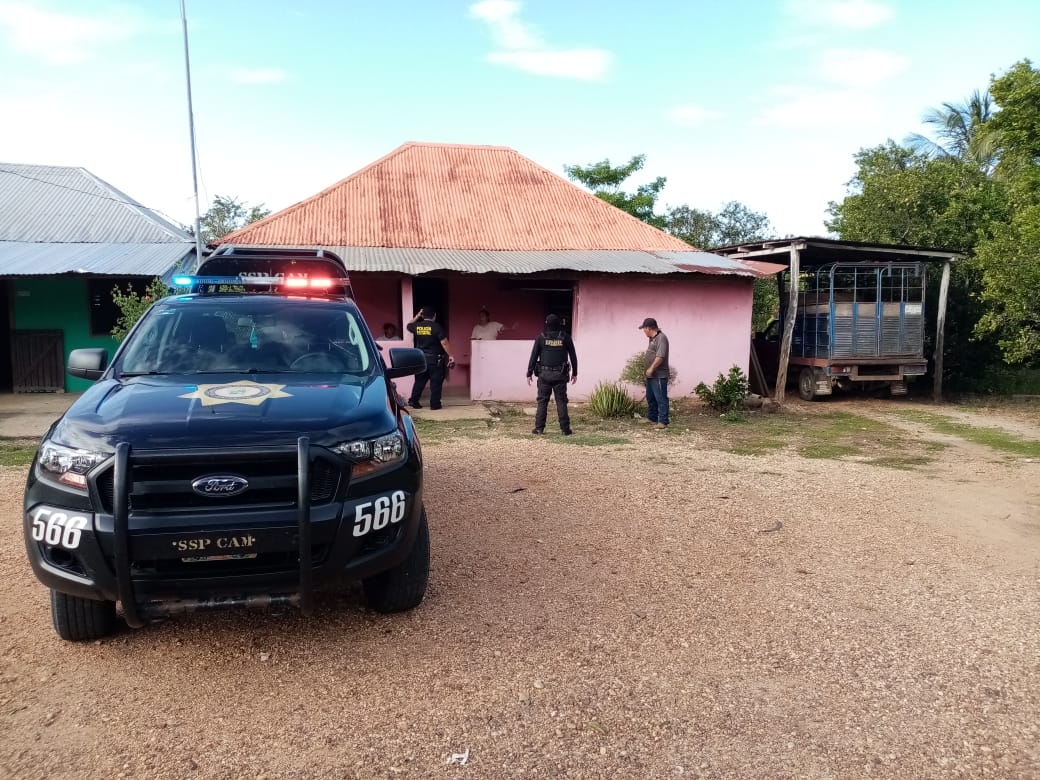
[798,367,818,401]
[51,590,117,642]
[363,509,430,613]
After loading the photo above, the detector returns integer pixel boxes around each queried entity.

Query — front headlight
[38,441,111,490]
[333,432,405,478]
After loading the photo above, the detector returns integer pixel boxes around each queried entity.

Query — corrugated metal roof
[713,237,964,264]
[0,163,191,243]
[219,142,698,252]
[215,244,766,277]
[0,242,195,277]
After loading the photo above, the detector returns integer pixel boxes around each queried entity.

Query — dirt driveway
[1,398,1038,779]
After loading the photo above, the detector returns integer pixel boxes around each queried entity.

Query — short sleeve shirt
[471,322,504,340]
[645,330,670,379]
[409,320,447,353]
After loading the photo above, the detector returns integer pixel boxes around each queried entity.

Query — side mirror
[385,347,427,379]
[68,348,108,381]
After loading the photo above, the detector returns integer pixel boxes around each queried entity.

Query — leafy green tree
[197,195,271,244]
[666,201,772,249]
[111,277,170,341]
[974,206,1040,363]
[971,60,1040,364]
[988,59,1040,206]
[825,142,1007,248]
[666,201,778,332]
[563,155,668,228]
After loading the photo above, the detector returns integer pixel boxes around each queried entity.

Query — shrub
[587,381,640,419]
[695,365,750,413]
[620,351,678,387]
[111,277,170,341]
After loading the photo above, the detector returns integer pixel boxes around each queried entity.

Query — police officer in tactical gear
[406,306,455,410]
[526,313,578,435]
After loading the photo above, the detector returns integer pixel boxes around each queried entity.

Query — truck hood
[49,374,396,452]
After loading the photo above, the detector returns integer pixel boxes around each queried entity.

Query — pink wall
[351,271,755,401]
[350,272,404,338]
[469,275,754,401]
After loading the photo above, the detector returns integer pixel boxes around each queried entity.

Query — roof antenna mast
[180,0,204,270]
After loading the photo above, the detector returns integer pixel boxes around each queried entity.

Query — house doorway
[411,277,450,336]
[545,289,575,333]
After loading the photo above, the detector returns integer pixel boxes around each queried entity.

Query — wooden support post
[774,245,801,404]
[932,260,952,403]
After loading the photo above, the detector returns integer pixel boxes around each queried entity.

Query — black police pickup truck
[23,247,431,641]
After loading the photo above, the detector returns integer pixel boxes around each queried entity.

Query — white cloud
[486,49,610,81]
[755,86,884,129]
[228,68,288,86]
[817,48,908,87]
[785,0,895,29]
[469,0,541,50]
[0,1,145,65]
[666,104,723,127]
[469,0,612,81]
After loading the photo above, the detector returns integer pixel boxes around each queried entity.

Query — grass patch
[891,409,1040,457]
[725,439,785,456]
[411,418,494,443]
[701,407,912,462]
[799,443,859,459]
[0,438,37,467]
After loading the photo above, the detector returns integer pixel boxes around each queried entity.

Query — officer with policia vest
[526,314,578,435]
[406,307,455,410]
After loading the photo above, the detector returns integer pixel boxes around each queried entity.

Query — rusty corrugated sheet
[219,143,698,252]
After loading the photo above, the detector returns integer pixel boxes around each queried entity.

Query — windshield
[117,297,374,376]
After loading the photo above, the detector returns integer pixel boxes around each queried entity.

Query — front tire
[51,590,117,641]
[798,367,818,401]
[363,509,430,613]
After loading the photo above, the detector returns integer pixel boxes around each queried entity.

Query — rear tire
[798,367,818,401]
[363,509,430,613]
[50,590,117,641]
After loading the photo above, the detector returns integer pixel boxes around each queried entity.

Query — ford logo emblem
[191,475,249,498]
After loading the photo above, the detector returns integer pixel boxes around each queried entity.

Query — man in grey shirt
[639,317,670,428]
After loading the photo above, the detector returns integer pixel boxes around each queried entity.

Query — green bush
[620,351,678,387]
[111,277,170,341]
[587,382,640,419]
[695,365,750,413]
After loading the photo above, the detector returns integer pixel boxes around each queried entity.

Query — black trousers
[409,354,445,409]
[535,376,570,431]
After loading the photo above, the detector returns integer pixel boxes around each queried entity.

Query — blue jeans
[645,377,669,425]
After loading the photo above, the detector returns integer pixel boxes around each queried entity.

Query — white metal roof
[214,245,771,277]
[0,163,194,277]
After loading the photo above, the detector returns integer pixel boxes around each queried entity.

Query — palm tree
[906,90,1000,176]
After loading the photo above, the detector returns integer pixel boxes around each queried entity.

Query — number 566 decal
[30,508,89,550]
[352,491,407,537]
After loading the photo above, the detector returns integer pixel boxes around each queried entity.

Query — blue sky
[2,0,1038,239]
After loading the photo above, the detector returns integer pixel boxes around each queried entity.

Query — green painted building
[0,164,195,393]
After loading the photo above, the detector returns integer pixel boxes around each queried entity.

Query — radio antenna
[180,0,204,271]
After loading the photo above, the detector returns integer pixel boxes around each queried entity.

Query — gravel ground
[1,404,1038,779]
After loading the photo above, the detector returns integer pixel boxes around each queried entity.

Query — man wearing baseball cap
[639,317,670,428]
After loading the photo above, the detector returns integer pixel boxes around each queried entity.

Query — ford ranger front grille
[94,450,341,513]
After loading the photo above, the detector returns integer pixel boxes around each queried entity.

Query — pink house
[217,142,776,401]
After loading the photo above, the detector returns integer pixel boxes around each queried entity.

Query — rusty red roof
[219,142,697,252]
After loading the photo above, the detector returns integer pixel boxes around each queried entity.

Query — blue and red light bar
[173,275,348,289]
